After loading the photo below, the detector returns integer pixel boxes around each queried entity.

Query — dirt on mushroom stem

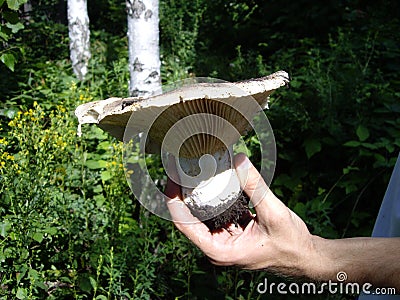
[189,193,253,232]
[74,71,289,231]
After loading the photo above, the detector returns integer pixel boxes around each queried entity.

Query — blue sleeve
[358,152,400,299]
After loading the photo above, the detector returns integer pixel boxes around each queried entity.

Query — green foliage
[0,0,26,70]
[0,50,205,299]
[0,0,399,299]
[265,20,400,237]
[0,53,15,71]
[159,0,206,82]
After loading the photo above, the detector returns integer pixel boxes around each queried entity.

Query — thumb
[234,153,288,224]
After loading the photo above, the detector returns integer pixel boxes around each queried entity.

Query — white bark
[126,0,161,97]
[67,0,91,81]
[23,1,32,20]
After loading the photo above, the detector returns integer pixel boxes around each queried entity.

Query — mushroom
[75,71,289,230]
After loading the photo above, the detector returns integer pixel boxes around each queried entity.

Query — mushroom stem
[175,146,242,223]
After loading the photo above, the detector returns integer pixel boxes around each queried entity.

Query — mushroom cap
[75,71,289,157]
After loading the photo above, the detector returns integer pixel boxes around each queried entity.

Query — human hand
[165,153,319,277]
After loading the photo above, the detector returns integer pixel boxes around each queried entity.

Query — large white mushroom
[75,71,289,230]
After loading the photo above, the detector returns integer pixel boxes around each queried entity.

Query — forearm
[308,236,400,289]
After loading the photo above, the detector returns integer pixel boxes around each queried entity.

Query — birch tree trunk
[67,0,91,81]
[23,1,32,20]
[126,0,161,97]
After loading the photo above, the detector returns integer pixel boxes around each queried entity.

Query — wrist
[301,235,336,281]
[266,234,330,280]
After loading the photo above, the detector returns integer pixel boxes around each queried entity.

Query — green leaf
[361,142,377,150]
[94,194,105,207]
[303,138,321,159]
[233,142,251,157]
[0,53,15,71]
[79,276,92,292]
[85,159,107,169]
[0,29,9,41]
[95,296,108,300]
[97,141,112,150]
[16,287,27,299]
[32,232,44,243]
[236,279,244,289]
[250,135,261,145]
[43,227,58,235]
[293,202,306,219]
[343,140,361,147]
[0,0,6,7]
[101,170,112,181]
[93,185,103,193]
[343,166,359,175]
[345,184,358,194]
[16,267,27,284]
[28,268,39,281]
[89,276,97,289]
[7,0,27,10]
[274,187,283,197]
[0,222,11,237]
[356,125,369,142]
[6,22,24,33]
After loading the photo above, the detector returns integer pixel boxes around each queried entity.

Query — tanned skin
[165,153,400,290]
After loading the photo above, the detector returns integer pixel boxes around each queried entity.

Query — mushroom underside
[74,71,290,231]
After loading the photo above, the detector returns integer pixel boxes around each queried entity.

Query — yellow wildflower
[70,81,77,91]
[57,105,66,113]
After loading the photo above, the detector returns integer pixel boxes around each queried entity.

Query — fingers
[165,155,214,245]
[164,157,181,200]
[234,153,288,222]
[164,155,196,224]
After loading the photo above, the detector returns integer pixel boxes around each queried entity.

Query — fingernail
[236,155,251,170]
[166,198,179,205]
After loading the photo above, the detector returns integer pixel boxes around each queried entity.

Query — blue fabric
[358,153,400,299]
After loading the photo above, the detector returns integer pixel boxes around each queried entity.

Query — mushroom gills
[74,71,290,230]
[176,146,249,231]
[155,98,251,230]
